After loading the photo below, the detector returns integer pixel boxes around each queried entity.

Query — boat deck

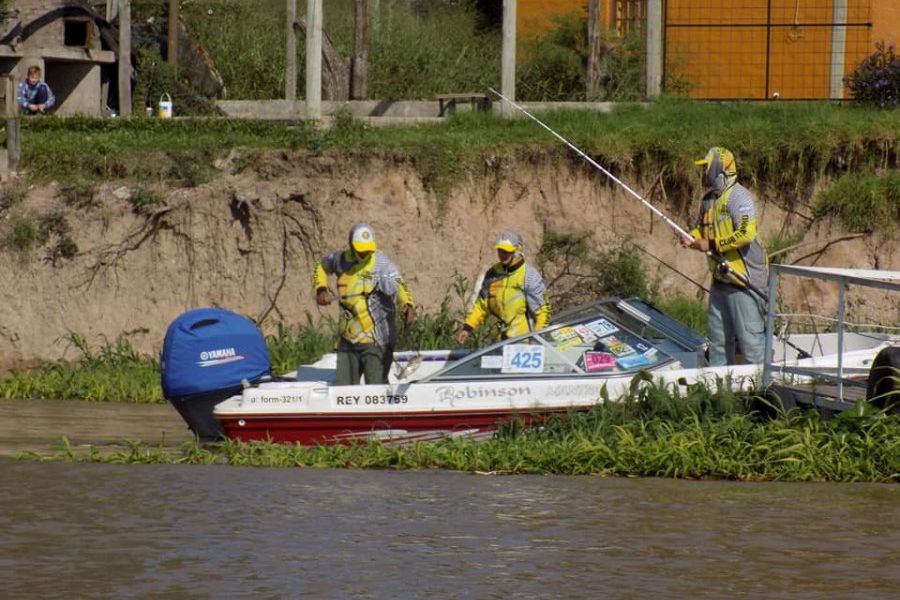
[768,380,868,413]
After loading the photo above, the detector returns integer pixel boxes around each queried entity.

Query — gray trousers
[335,342,392,385]
[708,282,766,366]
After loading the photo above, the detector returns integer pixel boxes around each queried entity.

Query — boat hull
[219,406,578,445]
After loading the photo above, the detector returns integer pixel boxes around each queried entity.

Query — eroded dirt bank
[1,151,896,369]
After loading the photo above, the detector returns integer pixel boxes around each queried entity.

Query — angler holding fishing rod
[488,89,772,366]
[681,147,768,366]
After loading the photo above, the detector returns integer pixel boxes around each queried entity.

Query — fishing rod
[487,88,772,305]
[488,89,817,361]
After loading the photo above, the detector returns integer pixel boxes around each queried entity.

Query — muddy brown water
[2,400,898,598]
[0,398,193,456]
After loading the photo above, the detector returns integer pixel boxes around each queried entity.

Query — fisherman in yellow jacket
[455,230,551,345]
[314,223,416,385]
[680,147,768,366]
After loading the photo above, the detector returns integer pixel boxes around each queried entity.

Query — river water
[3,460,898,599]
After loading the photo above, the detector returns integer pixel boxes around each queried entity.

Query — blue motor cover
[161,308,270,399]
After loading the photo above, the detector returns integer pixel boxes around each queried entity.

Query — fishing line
[488,88,770,304]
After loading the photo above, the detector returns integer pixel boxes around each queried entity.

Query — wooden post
[351,0,368,99]
[118,0,131,116]
[286,0,297,101]
[645,0,663,98]
[500,0,516,118]
[168,0,179,78]
[586,0,603,100]
[2,75,19,174]
[106,0,118,21]
[305,0,322,119]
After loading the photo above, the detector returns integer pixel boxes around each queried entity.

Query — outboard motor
[162,308,270,441]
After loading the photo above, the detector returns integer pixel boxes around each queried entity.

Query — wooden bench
[435,92,492,117]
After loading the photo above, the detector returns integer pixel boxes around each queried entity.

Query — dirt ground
[0,150,896,370]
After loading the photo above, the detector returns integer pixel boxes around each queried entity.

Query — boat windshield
[423,298,703,381]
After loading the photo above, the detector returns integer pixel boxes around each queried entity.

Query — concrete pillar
[168,0,178,78]
[645,0,663,98]
[829,0,848,99]
[118,0,131,116]
[501,0,516,117]
[286,0,297,101]
[305,0,322,119]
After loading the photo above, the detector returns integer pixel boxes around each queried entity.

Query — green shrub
[4,213,40,251]
[0,184,26,211]
[656,295,708,336]
[129,185,164,214]
[813,171,900,233]
[845,41,899,109]
[537,232,650,310]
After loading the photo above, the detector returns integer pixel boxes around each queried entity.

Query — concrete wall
[46,61,99,116]
[216,99,617,120]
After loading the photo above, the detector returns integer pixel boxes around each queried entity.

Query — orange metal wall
[871,0,899,45]
[518,0,588,36]
[513,0,896,99]
[665,0,874,99]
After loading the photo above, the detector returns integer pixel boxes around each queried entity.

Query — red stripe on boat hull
[219,406,579,445]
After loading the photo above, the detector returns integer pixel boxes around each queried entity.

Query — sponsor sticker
[616,353,653,369]
[549,326,579,342]
[573,325,597,343]
[598,335,635,356]
[585,318,618,337]
[583,351,617,372]
[633,340,658,356]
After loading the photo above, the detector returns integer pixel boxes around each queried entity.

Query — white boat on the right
[760,264,900,412]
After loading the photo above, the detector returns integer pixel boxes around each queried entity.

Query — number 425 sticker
[501,344,545,373]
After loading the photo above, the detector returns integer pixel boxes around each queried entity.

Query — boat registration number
[502,344,545,373]
[334,394,409,406]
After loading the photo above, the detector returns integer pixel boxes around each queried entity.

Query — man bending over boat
[680,147,768,366]
[314,223,416,385]
[455,230,551,345]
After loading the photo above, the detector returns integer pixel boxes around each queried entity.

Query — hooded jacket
[463,257,551,339]
[313,249,414,347]
[691,148,768,291]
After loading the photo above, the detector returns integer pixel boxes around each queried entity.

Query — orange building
[516,0,899,100]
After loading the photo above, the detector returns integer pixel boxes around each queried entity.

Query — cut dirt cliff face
[0,150,896,370]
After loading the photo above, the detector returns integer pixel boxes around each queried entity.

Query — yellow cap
[495,230,523,253]
[349,223,376,253]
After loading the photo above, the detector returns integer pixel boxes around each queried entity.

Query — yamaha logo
[196,347,245,367]
[199,348,236,360]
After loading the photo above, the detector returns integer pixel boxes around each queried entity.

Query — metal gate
[663,0,872,100]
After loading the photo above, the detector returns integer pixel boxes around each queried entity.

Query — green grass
[25,386,900,483]
[813,170,900,233]
[14,100,898,218]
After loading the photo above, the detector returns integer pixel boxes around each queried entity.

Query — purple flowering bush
[844,41,899,108]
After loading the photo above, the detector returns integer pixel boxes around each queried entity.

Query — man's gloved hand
[681,235,710,252]
[402,304,416,324]
[316,288,334,306]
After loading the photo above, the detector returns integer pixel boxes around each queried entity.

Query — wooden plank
[434,93,489,100]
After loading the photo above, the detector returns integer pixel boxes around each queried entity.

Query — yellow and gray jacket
[313,250,414,346]
[690,182,768,291]
[463,258,551,339]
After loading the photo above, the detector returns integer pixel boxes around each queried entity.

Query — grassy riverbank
[8,100,898,226]
[27,392,900,483]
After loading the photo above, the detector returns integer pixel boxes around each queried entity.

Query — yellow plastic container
[158,93,173,119]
